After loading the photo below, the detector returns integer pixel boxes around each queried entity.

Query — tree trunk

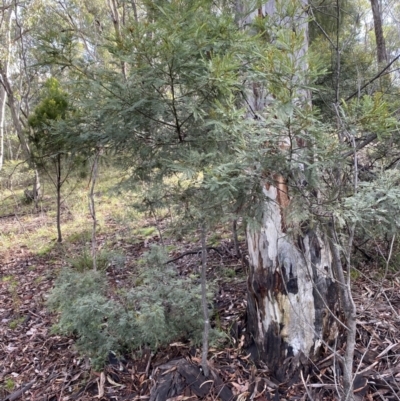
[107,0,127,79]
[56,154,62,243]
[0,6,12,171]
[370,0,388,66]
[327,222,357,400]
[246,184,339,377]
[0,59,30,161]
[200,225,210,377]
[0,61,41,202]
[240,0,340,378]
[0,83,6,171]
[33,167,41,206]
[130,0,138,23]
[89,150,100,271]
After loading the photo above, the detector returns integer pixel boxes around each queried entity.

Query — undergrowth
[68,248,126,271]
[47,246,221,369]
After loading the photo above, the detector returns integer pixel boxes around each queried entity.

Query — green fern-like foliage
[47,269,138,369]
[47,246,219,368]
[127,245,213,348]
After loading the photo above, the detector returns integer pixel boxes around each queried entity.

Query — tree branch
[165,247,222,264]
[344,53,400,102]
[341,132,377,159]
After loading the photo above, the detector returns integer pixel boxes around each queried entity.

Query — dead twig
[0,380,35,401]
[165,247,222,264]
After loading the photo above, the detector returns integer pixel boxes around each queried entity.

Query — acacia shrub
[47,269,136,369]
[47,246,219,368]
[126,245,220,348]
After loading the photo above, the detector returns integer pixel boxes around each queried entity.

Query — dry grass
[0,161,144,259]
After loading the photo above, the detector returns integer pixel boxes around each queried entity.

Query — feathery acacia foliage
[48,246,219,369]
[13,0,400,388]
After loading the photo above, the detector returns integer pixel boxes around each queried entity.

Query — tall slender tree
[0,0,42,199]
[28,78,71,242]
[237,4,356,399]
[370,0,388,66]
[0,4,12,170]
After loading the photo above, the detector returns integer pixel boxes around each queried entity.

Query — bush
[127,245,215,348]
[47,246,218,368]
[47,269,137,369]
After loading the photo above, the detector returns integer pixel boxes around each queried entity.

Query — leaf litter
[1,215,400,400]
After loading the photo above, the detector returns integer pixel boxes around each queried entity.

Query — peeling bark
[240,0,340,377]
[246,184,338,375]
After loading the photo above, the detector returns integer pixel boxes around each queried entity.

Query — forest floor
[1,165,400,401]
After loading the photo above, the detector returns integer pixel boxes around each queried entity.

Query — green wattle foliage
[47,246,221,369]
[28,77,71,164]
[28,77,68,129]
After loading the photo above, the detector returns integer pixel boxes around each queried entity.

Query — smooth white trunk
[0,6,12,171]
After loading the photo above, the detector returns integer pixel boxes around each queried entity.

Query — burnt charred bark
[246,185,339,376]
[239,0,341,379]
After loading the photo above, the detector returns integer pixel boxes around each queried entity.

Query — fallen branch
[165,247,222,264]
[1,380,35,401]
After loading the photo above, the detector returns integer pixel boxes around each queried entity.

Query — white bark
[0,5,12,170]
[0,81,6,170]
[247,182,338,371]
[242,0,340,375]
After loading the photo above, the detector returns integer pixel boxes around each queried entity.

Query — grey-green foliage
[343,170,400,235]
[69,1,273,224]
[127,245,217,348]
[47,246,218,368]
[47,269,137,369]
[55,0,331,236]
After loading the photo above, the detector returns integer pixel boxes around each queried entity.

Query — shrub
[47,269,137,368]
[47,246,219,368]
[127,245,214,348]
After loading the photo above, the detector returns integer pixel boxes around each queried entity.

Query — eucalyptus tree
[34,0,400,397]
[71,0,348,385]
[0,0,19,157]
[0,2,12,170]
[236,0,351,383]
[0,0,47,199]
